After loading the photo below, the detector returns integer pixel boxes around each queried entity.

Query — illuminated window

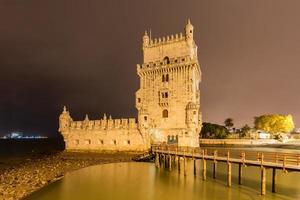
[85,139,91,145]
[162,109,168,118]
[164,56,170,64]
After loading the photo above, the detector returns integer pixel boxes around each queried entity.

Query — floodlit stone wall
[136,19,202,147]
[59,112,148,151]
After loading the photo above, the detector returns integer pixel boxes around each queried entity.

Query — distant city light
[0,131,48,139]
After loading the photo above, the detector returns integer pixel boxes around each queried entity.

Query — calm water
[0,139,64,157]
[27,161,300,200]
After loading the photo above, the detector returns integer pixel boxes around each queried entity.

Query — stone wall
[59,111,148,152]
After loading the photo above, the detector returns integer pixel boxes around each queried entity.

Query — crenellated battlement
[69,116,137,131]
[145,32,186,48]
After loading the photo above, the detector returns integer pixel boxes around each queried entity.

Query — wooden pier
[152,145,300,195]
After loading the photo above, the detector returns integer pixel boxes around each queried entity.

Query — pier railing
[151,144,300,195]
[152,145,300,169]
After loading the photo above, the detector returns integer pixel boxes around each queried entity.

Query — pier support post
[272,168,277,193]
[261,167,266,195]
[213,162,217,179]
[169,155,172,171]
[194,159,197,176]
[227,162,232,187]
[238,163,242,185]
[202,159,207,180]
[178,156,181,173]
[155,153,160,168]
[164,155,167,168]
[183,157,187,176]
[173,155,176,166]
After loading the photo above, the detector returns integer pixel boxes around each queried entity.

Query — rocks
[0,152,136,200]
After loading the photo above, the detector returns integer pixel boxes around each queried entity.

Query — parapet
[144,32,186,48]
[68,114,138,131]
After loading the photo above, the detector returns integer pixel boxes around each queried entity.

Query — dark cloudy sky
[0,0,299,137]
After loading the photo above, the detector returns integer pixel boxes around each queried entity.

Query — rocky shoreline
[0,151,138,200]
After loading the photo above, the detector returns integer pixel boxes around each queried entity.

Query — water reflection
[27,161,300,200]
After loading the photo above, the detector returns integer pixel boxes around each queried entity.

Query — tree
[224,118,234,129]
[239,124,251,138]
[201,122,229,139]
[254,114,295,134]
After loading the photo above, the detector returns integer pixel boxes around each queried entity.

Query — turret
[185,19,194,46]
[138,108,149,129]
[59,106,72,132]
[185,102,199,129]
[143,31,150,48]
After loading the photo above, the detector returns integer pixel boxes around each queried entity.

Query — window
[162,74,169,82]
[99,139,104,145]
[144,116,147,121]
[85,139,91,145]
[164,56,170,64]
[75,139,79,145]
[193,111,196,115]
[138,98,141,103]
[127,140,131,145]
[162,109,168,118]
[161,92,168,98]
[113,140,117,145]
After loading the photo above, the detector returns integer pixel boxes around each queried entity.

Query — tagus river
[27,161,300,200]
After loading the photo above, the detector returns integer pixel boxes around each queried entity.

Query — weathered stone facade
[59,20,202,151]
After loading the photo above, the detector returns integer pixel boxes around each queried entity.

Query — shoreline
[0,151,140,200]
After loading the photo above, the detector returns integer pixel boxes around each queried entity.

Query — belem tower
[59,20,202,151]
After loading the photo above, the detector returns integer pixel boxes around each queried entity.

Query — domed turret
[186,102,199,129]
[59,106,72,132]
[185,19,194,45]
[143,31,150,48]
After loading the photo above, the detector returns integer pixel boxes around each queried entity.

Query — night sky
[1,0,300,137]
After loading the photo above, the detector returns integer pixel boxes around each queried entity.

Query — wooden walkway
[152,145,300,195]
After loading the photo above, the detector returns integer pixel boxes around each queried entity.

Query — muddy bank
[0,152,138,200]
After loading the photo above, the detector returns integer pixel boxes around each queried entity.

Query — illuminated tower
[136,19,202,147]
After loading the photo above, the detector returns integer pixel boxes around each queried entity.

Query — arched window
[162,74,165,82]
[164,56,170,64]
[162,109,168,118]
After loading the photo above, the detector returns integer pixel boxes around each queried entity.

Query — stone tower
[136,19,202,147]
